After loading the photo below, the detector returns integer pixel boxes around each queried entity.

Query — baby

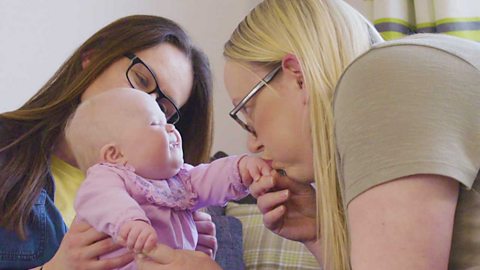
[65,88,270,269]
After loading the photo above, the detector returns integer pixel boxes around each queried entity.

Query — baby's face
[119,91,184,179]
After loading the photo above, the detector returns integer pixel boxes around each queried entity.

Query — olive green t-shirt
[334,34,480,269]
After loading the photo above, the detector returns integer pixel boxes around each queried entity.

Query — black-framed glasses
[229,65,282,134]
[125,52,181,124]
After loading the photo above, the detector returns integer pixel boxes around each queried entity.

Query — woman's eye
[134,72,149,88]
[241,106,252,115]
[241,105,255,120]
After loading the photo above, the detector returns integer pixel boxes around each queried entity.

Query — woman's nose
[247,133,264,153]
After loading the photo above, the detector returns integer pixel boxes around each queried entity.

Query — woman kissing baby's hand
[238,155,272,187]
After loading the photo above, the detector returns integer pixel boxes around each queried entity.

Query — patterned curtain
[363,0,480,41]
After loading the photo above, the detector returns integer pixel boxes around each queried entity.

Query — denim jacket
[0,177,67,270]
[0,122,67,269]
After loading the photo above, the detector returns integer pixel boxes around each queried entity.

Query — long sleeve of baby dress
[74,155,249,267]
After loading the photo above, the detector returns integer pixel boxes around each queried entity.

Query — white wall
[0,0,260,156]
[345,0,370,17]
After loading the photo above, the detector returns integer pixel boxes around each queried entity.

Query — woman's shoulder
[335,34,480,107]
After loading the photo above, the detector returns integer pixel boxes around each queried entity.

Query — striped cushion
[226,202,320,270]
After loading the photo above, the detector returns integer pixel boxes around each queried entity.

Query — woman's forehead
[224,61,263,97]
[135,44,193,107]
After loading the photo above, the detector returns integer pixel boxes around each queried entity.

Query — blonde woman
[223,0,480,269]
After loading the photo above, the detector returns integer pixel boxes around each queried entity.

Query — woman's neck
[53,136,78,167]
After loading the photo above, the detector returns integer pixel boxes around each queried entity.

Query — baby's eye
[151,120,166,126]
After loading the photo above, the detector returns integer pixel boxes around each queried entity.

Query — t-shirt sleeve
[334,43,480,204]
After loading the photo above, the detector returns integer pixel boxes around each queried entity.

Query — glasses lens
[127,63,157,93]
[233,110,255,133]
[158,98,179,124]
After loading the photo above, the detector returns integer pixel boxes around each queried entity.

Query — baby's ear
[100,143,125,164]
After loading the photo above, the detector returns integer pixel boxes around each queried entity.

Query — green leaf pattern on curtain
[363,0,480,41]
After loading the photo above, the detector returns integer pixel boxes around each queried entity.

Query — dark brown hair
[0,15,213,238]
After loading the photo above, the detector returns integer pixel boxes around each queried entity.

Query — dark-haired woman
[0,15,216,270]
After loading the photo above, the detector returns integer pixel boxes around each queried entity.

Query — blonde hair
[224,1,382,269]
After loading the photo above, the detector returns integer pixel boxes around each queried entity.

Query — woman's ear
[281,54,304,90]
[81,50,94,69]
[100,143,126,164]
[282,54,308,104]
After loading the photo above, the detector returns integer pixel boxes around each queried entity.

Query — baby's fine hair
[65,88,152,172]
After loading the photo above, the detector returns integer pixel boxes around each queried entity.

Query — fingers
[262,205,286,231]
[255,188,289,232]
[133,230,154,253]
[249,175,275,198]
[256,189,289,214]
[142,234,158,253]
[193,211,217,258]
[196,234,217,259]
[261,166,273,177]
[257,158,272,177]
[143,244,177,265]
[85,237,122,259]
[69,220,93,233]
[246,166,261,185]
[126,227,142,251]
[192,211,212,222]
[195,244,214,259]
[70,221,110,246]
[195,220,216,236]
[94,251,135,269]
[193,214,215,237]
[117,223,131,245]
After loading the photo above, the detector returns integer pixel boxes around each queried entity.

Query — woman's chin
[283,167,314,184]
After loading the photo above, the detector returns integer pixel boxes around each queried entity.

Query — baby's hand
[238,155,272,187]
[118,220,157,254]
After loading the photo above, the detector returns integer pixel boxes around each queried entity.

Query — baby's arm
[118,220,158,253]
[187,155,272,209]
[74,165,151,245]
